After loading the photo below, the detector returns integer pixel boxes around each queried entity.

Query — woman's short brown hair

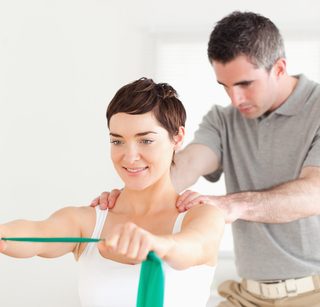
[106,78,186,140]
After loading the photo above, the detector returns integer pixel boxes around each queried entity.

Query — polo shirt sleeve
[191,105,224,182]
[303,126,320,167]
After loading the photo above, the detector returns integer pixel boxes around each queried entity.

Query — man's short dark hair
[207,11,285,70]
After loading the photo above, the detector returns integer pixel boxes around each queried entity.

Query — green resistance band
[1,237,101,243]
[136,251,165,307]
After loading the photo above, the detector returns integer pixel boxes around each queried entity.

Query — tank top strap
[82,207,108,256]
[172,211,187,234]
[92,207,108,238]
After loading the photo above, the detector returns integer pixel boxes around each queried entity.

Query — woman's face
[109,112,182,191]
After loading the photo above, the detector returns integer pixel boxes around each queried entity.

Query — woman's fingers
[116,223,135,255]
[0,237,7,253]
[101,223,153,263]
[136,236,152,262]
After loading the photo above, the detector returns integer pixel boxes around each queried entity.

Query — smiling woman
[109,112,180,191]
[0,77,224,307]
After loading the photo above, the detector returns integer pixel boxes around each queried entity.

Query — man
[93,11,320,306]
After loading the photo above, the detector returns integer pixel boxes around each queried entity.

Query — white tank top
[78,207,215,307]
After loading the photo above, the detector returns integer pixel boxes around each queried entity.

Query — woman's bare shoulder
[49,205,95,219]
[182,203,225,230]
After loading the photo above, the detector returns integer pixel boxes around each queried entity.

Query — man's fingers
[185,195,209,209]
[99,192,109,208]
[176,190,205,211]
[90,197,99,207]
[107,189,121,209]
[90,189,122,210]
[176,190,194,205]
[90,193,108,209]
[176,190,195,211]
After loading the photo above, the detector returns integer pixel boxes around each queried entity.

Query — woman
[0,78,224,306]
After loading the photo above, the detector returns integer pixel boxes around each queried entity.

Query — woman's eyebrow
[109,132,123,137]
[135,131,158,137]
[109,131,158,138]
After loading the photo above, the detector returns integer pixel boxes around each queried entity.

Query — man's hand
[176,191,237,223]
[90,189,122,210]
[176,190,209,212]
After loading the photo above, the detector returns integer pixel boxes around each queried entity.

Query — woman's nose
[123,145,140,164]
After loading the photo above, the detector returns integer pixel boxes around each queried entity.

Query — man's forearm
[219,174,320,223]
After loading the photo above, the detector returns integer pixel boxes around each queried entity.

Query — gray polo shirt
[192,74,320,280]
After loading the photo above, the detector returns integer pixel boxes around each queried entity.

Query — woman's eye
[110,139,123,145]
[140,139,154,144]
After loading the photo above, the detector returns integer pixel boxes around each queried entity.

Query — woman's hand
[0,236,7,253]
[90,189,122,210]
[98,222,172,264]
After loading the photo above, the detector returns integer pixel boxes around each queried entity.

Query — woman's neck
[114,179,179,216]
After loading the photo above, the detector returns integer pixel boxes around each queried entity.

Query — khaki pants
[217,280,320,307]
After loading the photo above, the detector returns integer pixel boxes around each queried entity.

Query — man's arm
[213,166,320,223]
[172,143,220,193]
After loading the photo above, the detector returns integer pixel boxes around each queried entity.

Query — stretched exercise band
[1,237,101,243]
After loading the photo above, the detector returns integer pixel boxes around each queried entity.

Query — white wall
[1,1,320,306]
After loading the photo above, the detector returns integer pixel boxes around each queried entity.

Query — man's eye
[240,82,252,87]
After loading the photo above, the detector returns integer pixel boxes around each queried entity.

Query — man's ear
[173,126,185,150]
[273,57,287,78]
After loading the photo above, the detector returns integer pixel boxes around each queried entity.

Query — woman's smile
[123,166,149,175]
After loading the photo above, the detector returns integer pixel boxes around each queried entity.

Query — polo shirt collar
[274,74,315,116]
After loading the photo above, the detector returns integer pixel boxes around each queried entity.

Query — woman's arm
[0,206,86,258]
[159,205,224,270]
[98,205,224,270]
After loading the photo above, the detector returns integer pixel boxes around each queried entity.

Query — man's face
[212,55,279,119]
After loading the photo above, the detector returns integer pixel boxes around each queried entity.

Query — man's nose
[229,87,245,108]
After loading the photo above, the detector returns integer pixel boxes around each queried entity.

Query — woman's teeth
[125,167,148,173]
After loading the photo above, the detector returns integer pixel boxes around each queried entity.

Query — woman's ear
[173,126,185,150]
